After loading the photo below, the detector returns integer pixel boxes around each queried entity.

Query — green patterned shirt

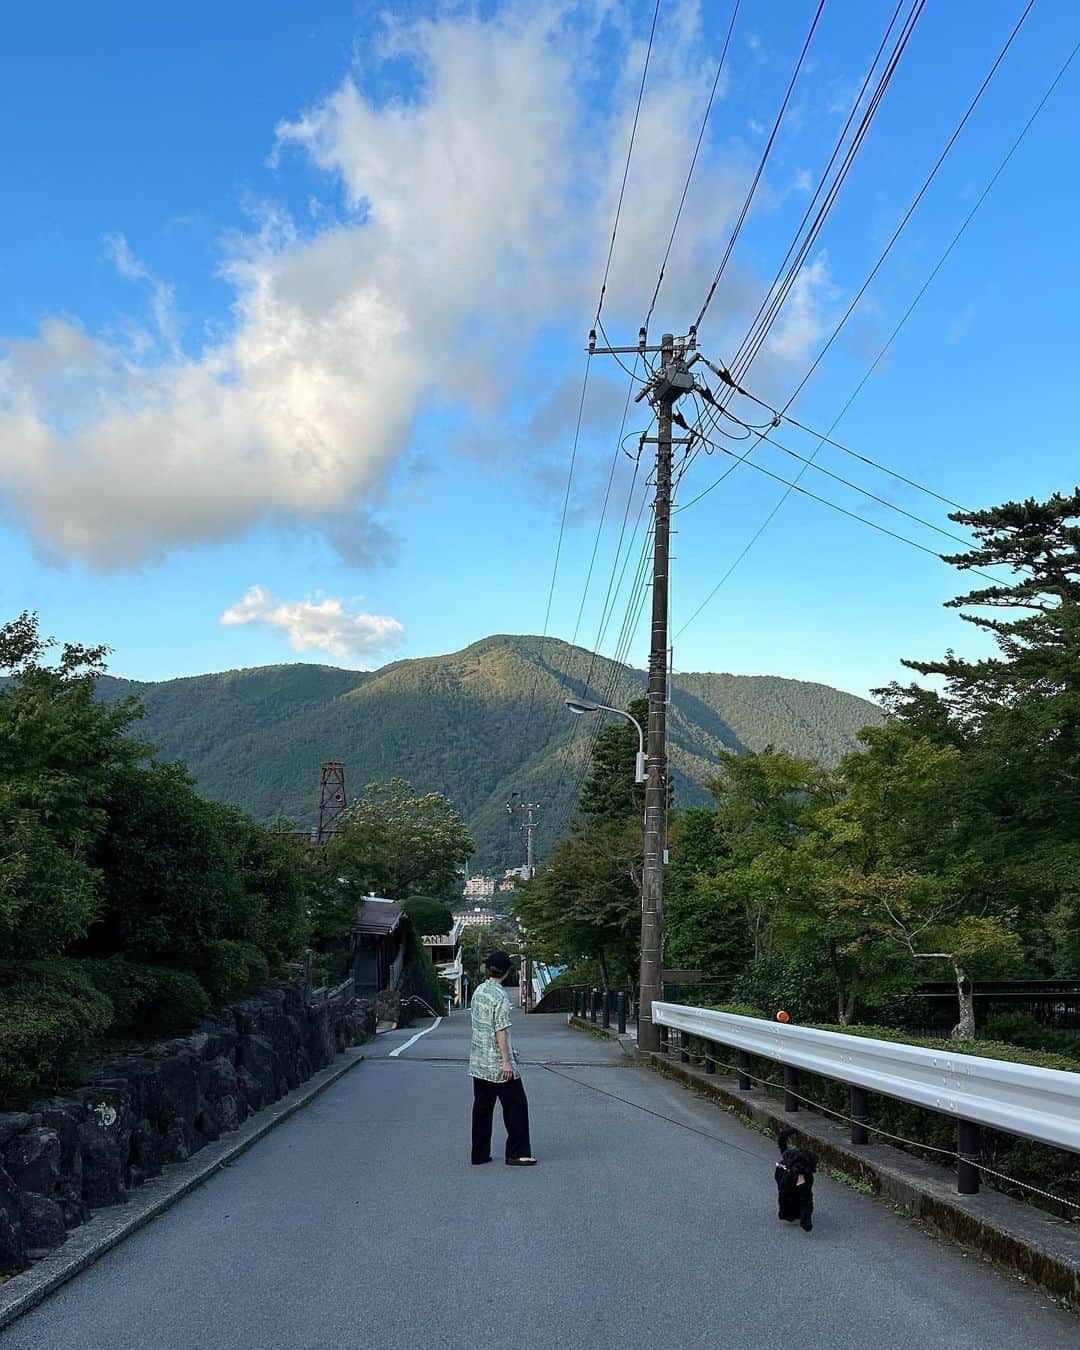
[469,979,516,1082]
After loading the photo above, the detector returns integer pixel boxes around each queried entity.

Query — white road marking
[388,1017,443,1058]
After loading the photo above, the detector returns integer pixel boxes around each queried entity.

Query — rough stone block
[0,1113,37,1151]
[16,1190,67,1254]
[3,1126,61,1197]
[126,1117,164,1188]
[0,1167,27,1274]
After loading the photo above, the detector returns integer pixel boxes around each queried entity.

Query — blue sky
[1,0,1076,698]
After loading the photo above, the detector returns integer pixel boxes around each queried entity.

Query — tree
[881,488,1080,976]
[664,806,748,987]
[86,762,242,971]
[0,613,146,958]
[326,779,474,902]
[514,702,645,987]
[578,697,647,824]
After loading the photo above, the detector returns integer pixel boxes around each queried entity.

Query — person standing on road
[469,950,537,1166]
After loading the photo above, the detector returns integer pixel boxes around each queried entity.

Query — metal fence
[651,1002,1080,1196]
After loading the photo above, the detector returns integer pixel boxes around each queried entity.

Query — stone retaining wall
[0,980,375,1274]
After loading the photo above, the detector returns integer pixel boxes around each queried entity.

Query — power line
[642,0,741,333]
[690,409,975,548]
[520,1,664,777]
[674,430,1008,639]
[730,0,925,382]
[596,0,662,326]
[778,31,1080,497]
[783,0,1038,410]
[541,368,643,803]
[546,432,652,825]
[695,399,974,548]
[673,0,1043,630]
[694,0,828,332]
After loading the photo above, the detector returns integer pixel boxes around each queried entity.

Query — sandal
[505,1157,538,1166]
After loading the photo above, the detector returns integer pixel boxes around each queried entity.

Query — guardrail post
[658,1025,669,1054]
[738,1052,752,1091]
[851,1085,870,1145]
[957,1120,981,1195]
[783,1066,800,1112]
[602,992,611,1029]
[704,1041,716,1074]
[590,990,598,1023]
[680,1031,691,1064]
[617,992,627,1035]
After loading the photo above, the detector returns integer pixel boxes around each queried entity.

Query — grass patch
[827,1166,875,1195]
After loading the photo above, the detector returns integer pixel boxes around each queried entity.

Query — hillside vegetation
[98,636,881,869]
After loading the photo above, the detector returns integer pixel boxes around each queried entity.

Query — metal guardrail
[651,1002,1080,1195]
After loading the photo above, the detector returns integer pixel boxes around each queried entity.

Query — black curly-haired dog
[775,1127,818,1231]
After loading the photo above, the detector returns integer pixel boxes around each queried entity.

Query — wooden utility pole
[588,326,695,1051]
[638,332,674,1052]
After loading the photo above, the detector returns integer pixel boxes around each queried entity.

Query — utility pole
[506,795,539,880]
[589,326,695,1051]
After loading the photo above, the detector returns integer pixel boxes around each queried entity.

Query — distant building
[453,906,501,929]
[463,875,497,899]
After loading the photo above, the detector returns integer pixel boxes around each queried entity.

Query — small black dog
[775,1127,818,1232]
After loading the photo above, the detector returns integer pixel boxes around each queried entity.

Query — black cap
[485,950,512,976]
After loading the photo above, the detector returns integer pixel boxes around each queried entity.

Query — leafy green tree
[578,697,647,824]
[0,613,146,957]
[881,488,1080,976]
[664,806,748,988]
[216,804,311,961]
[85,761,243,974]
[326,778,474,902]
[515,703,644,987]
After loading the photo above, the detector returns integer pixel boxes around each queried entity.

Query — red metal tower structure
[313,761,347,844]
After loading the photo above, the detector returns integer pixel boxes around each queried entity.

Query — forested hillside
[97,635,882,869]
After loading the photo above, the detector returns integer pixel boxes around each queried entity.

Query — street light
[565,699,647,783]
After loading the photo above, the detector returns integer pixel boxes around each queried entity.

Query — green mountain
[97,635,883,870]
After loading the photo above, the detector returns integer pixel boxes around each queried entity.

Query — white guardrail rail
[652,1002,1080,1154]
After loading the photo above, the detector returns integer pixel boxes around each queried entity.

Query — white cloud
[0,2,835,569]
[761,254,836,365]
[105,234,180,355]
[220,584,404,661]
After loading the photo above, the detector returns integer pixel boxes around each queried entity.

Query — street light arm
[564,699,647,782]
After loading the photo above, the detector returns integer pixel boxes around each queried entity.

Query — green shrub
[192,940,270,1002]
[78,956,211,1032]
[0,960,113,1101]
[982,1010,1079,1059]
[403,895,455,938]
[730,954,836,1021]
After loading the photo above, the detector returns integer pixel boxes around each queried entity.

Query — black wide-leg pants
[471,1075,532,1162]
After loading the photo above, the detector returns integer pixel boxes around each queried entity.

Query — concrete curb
[568,1018,1080,1312]
[0,1047,366,1332]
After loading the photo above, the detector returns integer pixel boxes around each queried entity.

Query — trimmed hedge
[0,960,114,1099]
[699,1003,1080,1218]
[0,956,215,1103]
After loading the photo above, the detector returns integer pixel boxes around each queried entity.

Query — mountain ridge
[96,634,884,869]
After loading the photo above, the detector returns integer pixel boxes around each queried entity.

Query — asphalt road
[3,1012,1075,1350]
